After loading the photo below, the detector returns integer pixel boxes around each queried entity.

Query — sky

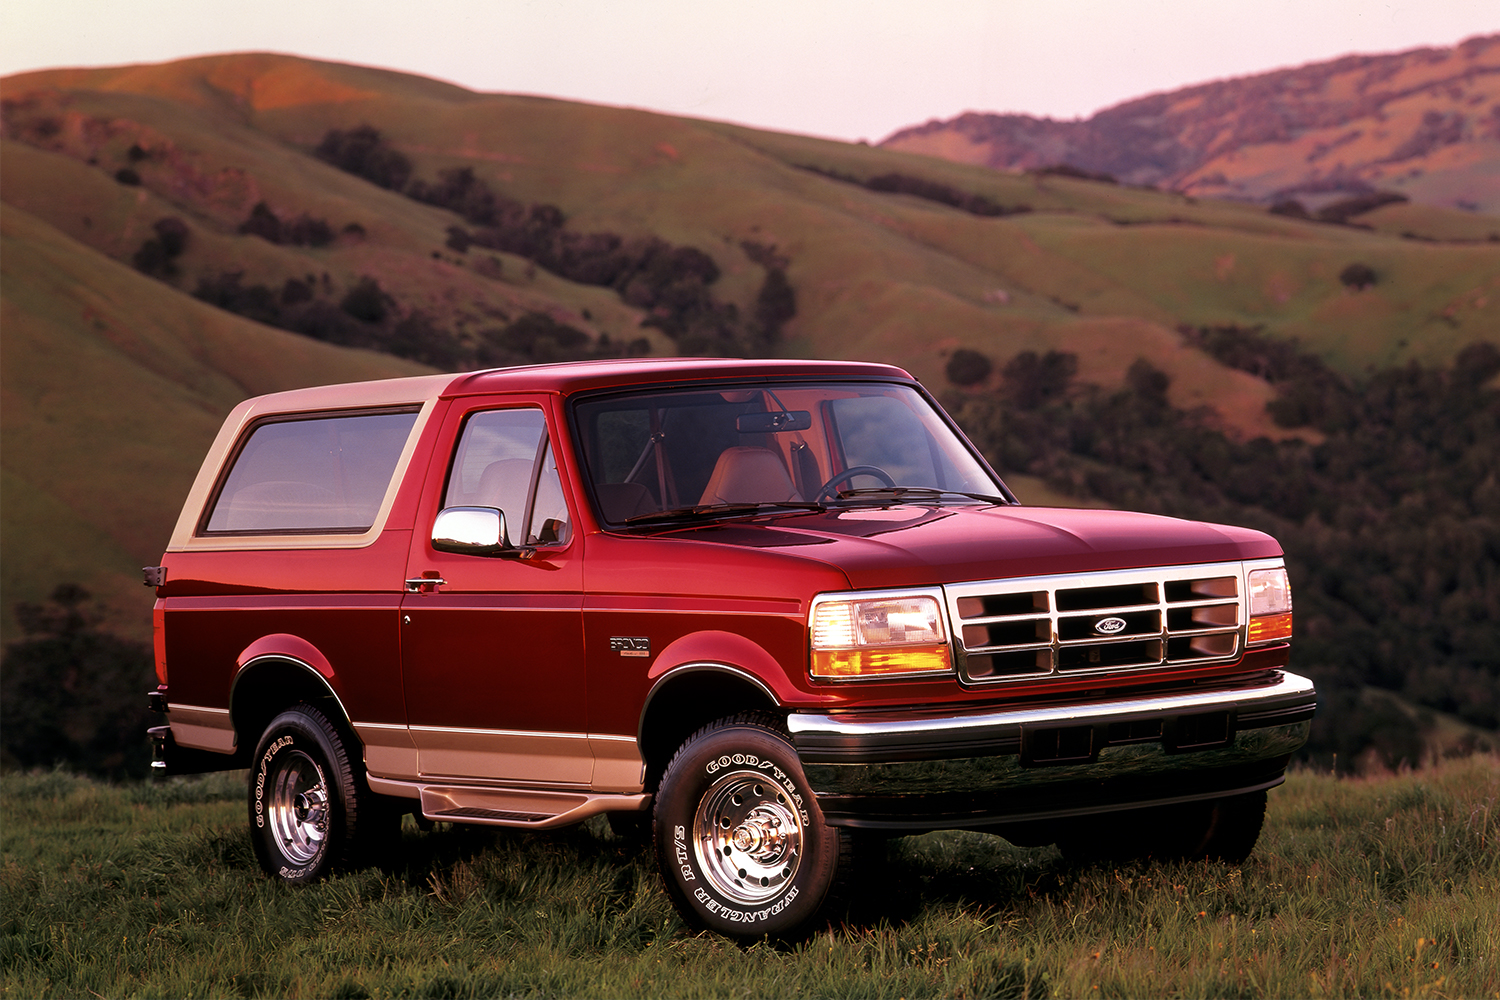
[2,0,1496,143]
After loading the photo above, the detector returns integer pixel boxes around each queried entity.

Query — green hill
[0,204,428,640]
[2,51,1499,647]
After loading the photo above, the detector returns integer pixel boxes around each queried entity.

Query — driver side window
[445,408,571,546]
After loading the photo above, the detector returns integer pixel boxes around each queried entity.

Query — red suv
[147,357,1313,937]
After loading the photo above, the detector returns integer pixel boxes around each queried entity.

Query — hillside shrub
[1268,199,1310,218]
[314,125,413,191]
[472,312,649,368]
[478,312,589,366]
[388,311,465,369]
[798,164,1030,217]
[1317,191,1408,225]
[754,268,797,340]
[340,276,390,324]
[193,272,280,326]
[132,217,190,279]
[0,585,155,778]
[1031,163,1118,184]
[1000,349,1077,408]
[280,277,313,305]
[445,226,472,253]
[946,348,993,386]
[409,166,505,225]
[238,201,281,243]
[864,172,1023,217]
[1182,324,1353,430]
[287,300,373,349]
[739,240,789,270]
[1339,262,1378,290]
[238,202,335,247]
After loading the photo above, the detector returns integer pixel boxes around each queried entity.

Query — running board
[367,777,650,829]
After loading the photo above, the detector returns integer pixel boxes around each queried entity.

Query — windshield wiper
[622,500,827,526]
[832,487,1012,505]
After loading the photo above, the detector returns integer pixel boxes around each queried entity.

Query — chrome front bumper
[788,670,1316,830]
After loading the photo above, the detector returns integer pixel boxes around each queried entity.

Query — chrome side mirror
[432,506,509,555]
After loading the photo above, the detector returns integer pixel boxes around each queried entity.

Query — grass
[2,755,1496,998]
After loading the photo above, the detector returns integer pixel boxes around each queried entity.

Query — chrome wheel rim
[693,769,803,904]
[267,750,329,865]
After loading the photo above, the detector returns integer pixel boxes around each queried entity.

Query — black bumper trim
[789,670,1315,766]
[149,724,245,776]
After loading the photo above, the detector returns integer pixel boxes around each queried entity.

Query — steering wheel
[816,465,896,501]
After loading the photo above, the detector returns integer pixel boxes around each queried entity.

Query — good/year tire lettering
[247,704,365,885]
[654,713,845,938]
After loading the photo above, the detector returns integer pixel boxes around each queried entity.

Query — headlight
[809,592,953,680]
[1247,566,1293,645]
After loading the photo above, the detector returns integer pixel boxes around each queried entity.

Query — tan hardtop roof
[230,357,915,417]
[168,358,918,552]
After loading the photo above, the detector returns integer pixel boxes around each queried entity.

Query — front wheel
[653,713,845,938]
[249,704,383,882]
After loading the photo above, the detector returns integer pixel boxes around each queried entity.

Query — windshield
[573,381,1010,524]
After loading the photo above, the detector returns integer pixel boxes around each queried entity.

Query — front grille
[947,563,1244,684]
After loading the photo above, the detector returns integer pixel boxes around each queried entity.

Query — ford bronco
[146,357,1313,936]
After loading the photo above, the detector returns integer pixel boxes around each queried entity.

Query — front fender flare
[646,630,795,702]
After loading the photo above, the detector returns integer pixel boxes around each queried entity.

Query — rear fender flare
[230,634,351,743]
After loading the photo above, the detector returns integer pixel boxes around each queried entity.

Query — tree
[946,348,993,387]
[314,125,413,191]
[1,585,156,778]
[1339,263,1378,290]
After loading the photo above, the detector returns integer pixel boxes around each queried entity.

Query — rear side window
[202,409,420,534]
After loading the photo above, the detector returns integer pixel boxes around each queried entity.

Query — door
[399,399,589,785]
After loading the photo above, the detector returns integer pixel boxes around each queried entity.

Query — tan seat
[699,447,801,506]
[477,459,534,539]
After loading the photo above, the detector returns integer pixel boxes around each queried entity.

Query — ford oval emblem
[1094,616,1128,635]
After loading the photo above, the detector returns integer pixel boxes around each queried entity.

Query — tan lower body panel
[409,725,595,785]
[590,733,647,792]
[365,775,650,826]
[355,722,419,780]
[420,785,650,828]
[169,704,236,753]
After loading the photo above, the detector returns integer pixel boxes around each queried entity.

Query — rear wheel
[248,704,391,882]
[653,713,846,938]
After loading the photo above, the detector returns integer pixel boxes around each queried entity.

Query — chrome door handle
[405,577,447,592]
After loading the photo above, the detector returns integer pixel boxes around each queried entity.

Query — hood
[665,504,1281,589]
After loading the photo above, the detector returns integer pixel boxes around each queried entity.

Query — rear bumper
[148,689,245,776]
[787,670,1315,830]
[149,724,245,776]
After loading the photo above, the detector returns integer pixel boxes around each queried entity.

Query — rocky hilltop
[882,34,1500,212]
